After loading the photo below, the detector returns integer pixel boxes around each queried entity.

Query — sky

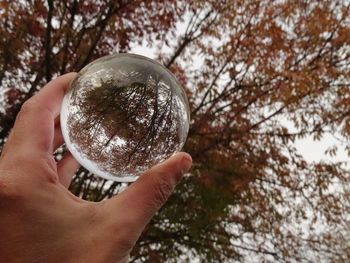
[295,133,348,164]
[129,46,349,168]
[128,11,349,167]
[94,6,350,262]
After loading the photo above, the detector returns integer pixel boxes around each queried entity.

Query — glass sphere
[60,53,190,182]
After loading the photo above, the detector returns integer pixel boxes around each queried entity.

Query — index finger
[7,73,77,153]
[32,72,77,117]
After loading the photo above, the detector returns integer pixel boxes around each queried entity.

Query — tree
[1,0,350,262]
[67,71,183,177]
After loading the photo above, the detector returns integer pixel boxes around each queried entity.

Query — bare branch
[44,0,54,82]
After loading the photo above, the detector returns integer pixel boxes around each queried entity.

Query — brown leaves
[1,0,350,262]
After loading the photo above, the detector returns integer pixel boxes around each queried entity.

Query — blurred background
[1,1,350,262]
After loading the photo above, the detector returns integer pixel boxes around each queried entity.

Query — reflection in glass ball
[60,53,190,182]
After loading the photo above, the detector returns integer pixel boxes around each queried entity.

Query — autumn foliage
[1,0,350,262]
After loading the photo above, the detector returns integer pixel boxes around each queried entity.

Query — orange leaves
[27,19,44,37]
[1,0,350,261]
[334,26,350,47]
[168,63,188,88]
[4,89,24,106]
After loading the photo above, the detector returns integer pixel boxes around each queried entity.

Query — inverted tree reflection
[67,71,179,176]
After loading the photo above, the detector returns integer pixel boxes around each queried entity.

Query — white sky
[129,9,349,262]
[129,12,349,167]
[129,44,349,167]
[295,133,348,164]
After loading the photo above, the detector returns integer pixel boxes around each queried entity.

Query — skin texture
[0,73,192,263]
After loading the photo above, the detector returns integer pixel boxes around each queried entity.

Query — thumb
[101,152,192,236]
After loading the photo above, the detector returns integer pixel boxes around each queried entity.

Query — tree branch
[44,0,54,82]
[60,0,78,74]
[77,3,120,70]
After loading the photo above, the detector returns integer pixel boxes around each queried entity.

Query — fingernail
[174,154,192,184]
[181,154,192,174]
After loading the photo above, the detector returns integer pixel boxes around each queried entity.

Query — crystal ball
[60,53,190,182]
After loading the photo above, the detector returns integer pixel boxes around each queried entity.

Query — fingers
[7,73,76,153]
[53,116,64,150]
[101,152,192,238]
[57,151,80,188]
[30,72,77,117]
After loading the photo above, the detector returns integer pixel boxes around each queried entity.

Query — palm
[0,73,191,263]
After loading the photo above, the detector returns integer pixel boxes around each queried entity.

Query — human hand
[0,73,192,263]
